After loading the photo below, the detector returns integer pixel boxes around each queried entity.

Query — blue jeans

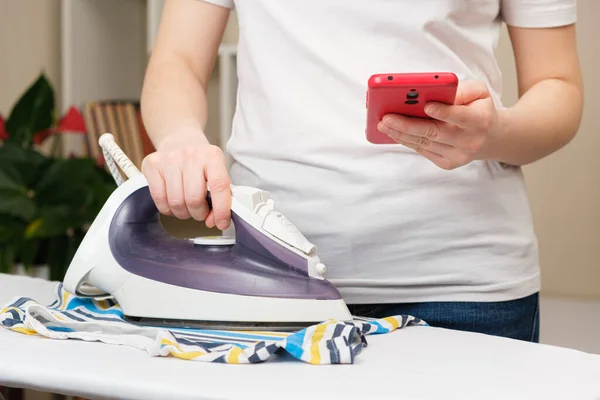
[347,292,540,342]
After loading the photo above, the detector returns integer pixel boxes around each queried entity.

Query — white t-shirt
[200,0,577,304]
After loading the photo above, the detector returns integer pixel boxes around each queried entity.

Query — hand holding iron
[377,80,501,170]
[141,132,232,230]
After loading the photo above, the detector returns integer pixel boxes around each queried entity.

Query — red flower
[33,129,52,145]
[56,106,86,134]
[33,106,87,145]
[0,114,8,140]
[1,106,86,144]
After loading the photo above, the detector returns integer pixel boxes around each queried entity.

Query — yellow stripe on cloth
[161,338,180,349]
[383,316,400,330]
[95,300,108,310]
[162,338,207,360]
[226,345,244,363]
[309,322,329,364]
[61,291,69,310]
[172,351,207,360]
[53,313,66,321]
[11,326,37,335]
[1,306,23,315]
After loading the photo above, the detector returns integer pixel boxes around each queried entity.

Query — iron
[62,133,353,331]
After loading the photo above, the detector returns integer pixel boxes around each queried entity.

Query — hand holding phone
[365,72,458,144]
[365,74,502,170]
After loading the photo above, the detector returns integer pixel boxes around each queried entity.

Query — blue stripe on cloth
[73,309,128,323]
[2,319,21,328]
[213,355,227,363]
[247,341,268,363]
[10,298,30,308]
[61,311,86,322]
[333,324,345,338]
[54,284,64,309]
[363,319,386,334]
[47,326,74,332]
[175,337,247,350]
[326,337,340,364]
[65,297,123,317]
[280,329,307,360]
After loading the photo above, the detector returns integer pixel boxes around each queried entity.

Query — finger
[142,157,172,216]
[454,79,489,105]
[205,211,216,229]
[379,115,454,145]
[205,160,232,230]
[378,122,455,156]
[162,165,191,220]
[424,102,479,128]
[395,139,445,161]
[183,163,209,221]
[396,139,457,170]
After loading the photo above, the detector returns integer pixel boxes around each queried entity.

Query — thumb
[454,79,490,105]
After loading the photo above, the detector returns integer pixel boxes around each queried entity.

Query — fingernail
[425,104,438,115]
[381,115,392,126]
[217,219,230,230]
[377,122,390,134]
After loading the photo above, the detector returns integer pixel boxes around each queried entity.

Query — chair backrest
[81,100,154,170]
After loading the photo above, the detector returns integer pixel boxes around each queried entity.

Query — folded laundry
[0,283,427,364]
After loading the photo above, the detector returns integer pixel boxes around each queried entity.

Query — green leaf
[0,164,23,191]
[25,206,80,239]
[18,238,39,267]
[88,167,117,212]
[34,158,97,207]
[0,244,16,274]
[0,141,47,165]
[47,235,70,281]
[0,214,26,243]
[0,189,36,220]
[0,142,48,186]
[5,74,55,148]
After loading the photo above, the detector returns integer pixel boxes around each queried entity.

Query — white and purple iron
[62,133,352,330]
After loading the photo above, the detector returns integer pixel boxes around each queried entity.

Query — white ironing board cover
[1,273,600,400]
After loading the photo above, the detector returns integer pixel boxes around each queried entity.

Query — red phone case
[365,72,458,144]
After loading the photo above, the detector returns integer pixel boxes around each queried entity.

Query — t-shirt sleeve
[500,0,577,28]
[196,0,234,9]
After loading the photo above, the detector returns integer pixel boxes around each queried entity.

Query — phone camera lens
[407,91,418,99]
[387,76,393,81]
[434,75,439,79]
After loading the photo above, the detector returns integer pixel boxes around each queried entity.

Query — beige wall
[0,0,61,116]
[1,2,598,299]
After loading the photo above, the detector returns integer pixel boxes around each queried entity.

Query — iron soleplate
[124,315,321,332]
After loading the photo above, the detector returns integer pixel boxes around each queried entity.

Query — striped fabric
[0,283,427,364]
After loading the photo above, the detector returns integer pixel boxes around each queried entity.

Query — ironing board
[1,273,600,400]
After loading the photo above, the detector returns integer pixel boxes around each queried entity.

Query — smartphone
[365,72,458,144]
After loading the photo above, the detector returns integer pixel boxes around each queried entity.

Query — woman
[139,0,583,342]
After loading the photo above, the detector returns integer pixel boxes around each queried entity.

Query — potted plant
[0,73,116,281]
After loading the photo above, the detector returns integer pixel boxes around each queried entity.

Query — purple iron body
[109,187,341,300]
